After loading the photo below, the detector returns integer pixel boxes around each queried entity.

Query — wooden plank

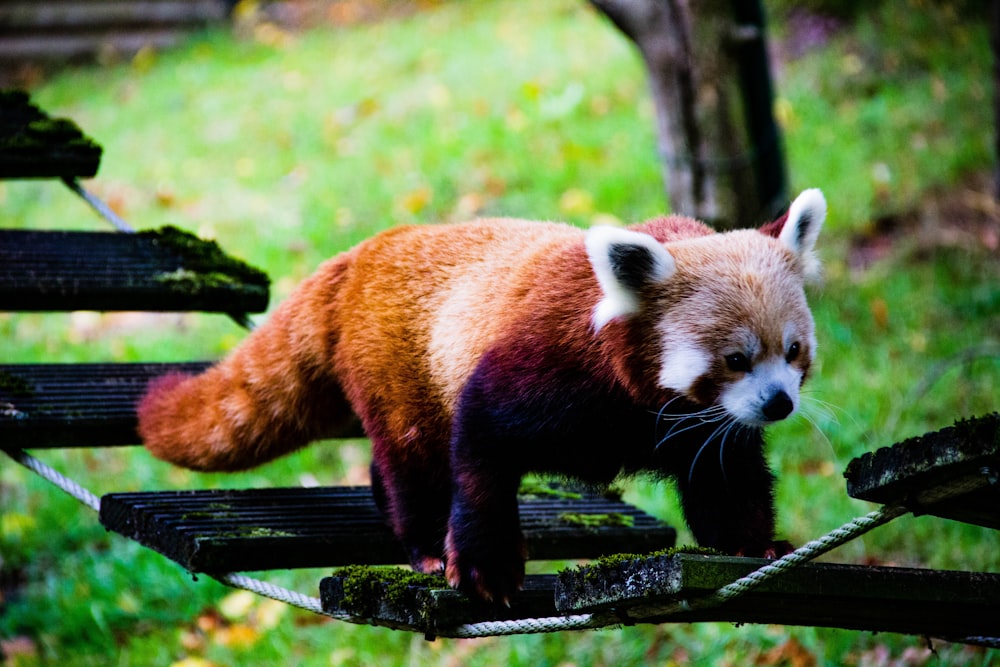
[0,229,270,312]
[0,30,186,63]
[555,552,1000,638]
[0,362,366,449]
[845,413,1000,529]
[0,362,206,448]
[99,485,677,573]
[318,572,586,636]
[0,90,102,179]
[0,2,226,29]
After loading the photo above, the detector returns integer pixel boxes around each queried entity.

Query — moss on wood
[0,105,100,154]
[335,565,449,615]
[558,512,634,530]
[563,545,723,585]
[517,477,583,500]
[0,371,34,398]
[140,226,269,288]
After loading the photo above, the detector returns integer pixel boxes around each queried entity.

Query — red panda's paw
[444,533,527,606]
[410,555,446,575]
[735,540,795,559]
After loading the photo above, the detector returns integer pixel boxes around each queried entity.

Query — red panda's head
[585,189,826,426]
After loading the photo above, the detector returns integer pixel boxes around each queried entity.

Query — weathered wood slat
[0,228,270,312]
[0,1,226,63]
[845,413,1000,529]
[0,361,364,449]
[0,362,365,449]
[0,30,187,63]
[319,572,586,636]
[555,553,1000,638]
[0,2,225,29]
[0,90,101,179]
[99,485,677,573]
[0,362,210,448]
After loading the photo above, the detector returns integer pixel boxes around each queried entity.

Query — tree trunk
[589,0,786,229]
[992,0,1000,199]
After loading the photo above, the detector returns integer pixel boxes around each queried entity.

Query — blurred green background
[1,0,998,664]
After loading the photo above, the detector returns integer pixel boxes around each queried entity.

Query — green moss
[558,512,634,530]
[335,565,448,613]
[0,371,34,398]
[238,526,295,538]
[564,545,724,584]
[0,89,31,107]
[154,268,244,294]
[0,108,100,154]
[140,226,269,287]
[26,118,82,140]
[517,478,583,500]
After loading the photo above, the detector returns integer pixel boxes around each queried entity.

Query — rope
[217,569,602,638]
[213,573,348,621]
[4,446,997,644]
[59,176,256,332]
[61,177,135,233]
[708,505,909,604]
[4,448,101,512]
[1,449,352,622]
[449,613,598,639]
[1,447,605,637]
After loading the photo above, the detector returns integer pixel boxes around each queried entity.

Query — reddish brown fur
[138,252,361,470]
[138,205,821,603]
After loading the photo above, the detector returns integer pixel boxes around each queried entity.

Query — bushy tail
[137,254,359,471]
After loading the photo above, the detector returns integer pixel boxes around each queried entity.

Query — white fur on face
[720,357,803,426]
[658,340,711,394]
[720,323,814,426]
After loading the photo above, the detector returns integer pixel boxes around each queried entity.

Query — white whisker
[687,416,737,484]
[798,403,836,459]
[653,403,728,452]
[718,422,744,485]
[800,394,841,426]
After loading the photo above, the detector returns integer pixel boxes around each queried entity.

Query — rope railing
[4,445,996,645]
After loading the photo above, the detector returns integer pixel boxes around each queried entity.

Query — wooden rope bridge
[2,91,998,642]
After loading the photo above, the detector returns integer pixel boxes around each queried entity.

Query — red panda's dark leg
[444,458,527,604]
[672,428,791,557]
[369,440,452,574]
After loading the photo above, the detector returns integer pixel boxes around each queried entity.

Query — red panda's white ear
[585,225,675,331]
[779,188,825,281]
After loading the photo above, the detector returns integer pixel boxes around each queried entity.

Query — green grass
[2,0,998,664]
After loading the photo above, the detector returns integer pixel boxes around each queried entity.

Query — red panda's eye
[725,353,751,373]
[786,342,801,363]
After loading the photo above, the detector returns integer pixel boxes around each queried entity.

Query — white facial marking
[658,341,710,393]
[721,357,803,426]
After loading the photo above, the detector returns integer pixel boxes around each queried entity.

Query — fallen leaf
[219,590,257,621]
[559,188,594,216]
[214,623,260,648]
[454,192,485,218]
[399,186,433,214]
[869,298,889,330]
[170,658,221,667]
[255,599,288,630]
[756,637,816,667]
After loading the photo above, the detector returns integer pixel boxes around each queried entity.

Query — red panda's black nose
[762,390,794,421]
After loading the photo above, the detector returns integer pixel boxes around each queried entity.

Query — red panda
[138,189,826,605]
